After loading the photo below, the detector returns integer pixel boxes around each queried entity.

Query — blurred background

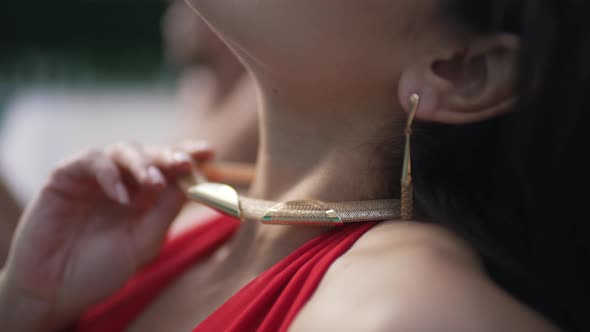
[1,0,178,203]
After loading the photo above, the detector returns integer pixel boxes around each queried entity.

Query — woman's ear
[398,34,519,124]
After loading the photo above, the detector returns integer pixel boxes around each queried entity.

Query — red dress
[75,214,375,332]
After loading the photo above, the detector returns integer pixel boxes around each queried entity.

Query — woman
[1,0,588,331]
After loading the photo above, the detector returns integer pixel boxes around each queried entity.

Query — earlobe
[398,64,451,120]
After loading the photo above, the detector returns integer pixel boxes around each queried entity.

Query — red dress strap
[194,222,375,332]
[75,215,376,332]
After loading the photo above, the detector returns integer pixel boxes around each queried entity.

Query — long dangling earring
[401,94,420,220]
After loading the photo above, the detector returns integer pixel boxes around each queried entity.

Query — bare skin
[291,222,558,332]
[175,71,258,164]
[0,0,562,331]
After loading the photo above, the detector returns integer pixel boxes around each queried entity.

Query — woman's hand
[0,141,212,331]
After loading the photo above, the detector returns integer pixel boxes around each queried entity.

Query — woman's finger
[148,147,193,174]
[108,141,166,188]
[90,153,130,205]
[50,149,130,205]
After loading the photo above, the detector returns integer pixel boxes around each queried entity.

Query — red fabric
[75,215,375,332]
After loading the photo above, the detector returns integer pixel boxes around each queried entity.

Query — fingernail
[147,166,165,185]
[173,152,191,164]
[115,183,130,205]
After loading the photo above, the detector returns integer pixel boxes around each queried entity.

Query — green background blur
[1,0,170,113]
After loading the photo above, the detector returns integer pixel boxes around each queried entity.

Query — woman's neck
[249,82,404,201]
[222,79,406,275]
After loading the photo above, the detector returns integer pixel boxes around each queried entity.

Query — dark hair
[413,1,590,331]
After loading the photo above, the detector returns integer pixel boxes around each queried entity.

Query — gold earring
[401,94,420,220]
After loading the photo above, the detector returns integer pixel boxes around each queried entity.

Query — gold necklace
[182,181,402,226]
[181,94,421,226]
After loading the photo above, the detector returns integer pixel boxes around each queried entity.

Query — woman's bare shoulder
[289,221,559,332]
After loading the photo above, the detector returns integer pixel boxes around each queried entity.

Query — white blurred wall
[0,86,180,204]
